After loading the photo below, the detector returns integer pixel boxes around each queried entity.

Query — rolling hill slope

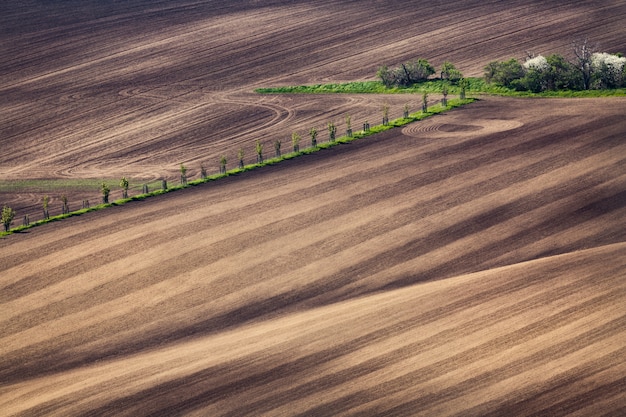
[1,96,625,415]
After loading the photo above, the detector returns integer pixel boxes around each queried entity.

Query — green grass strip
[255,78,626,97]
[0,98,476,237]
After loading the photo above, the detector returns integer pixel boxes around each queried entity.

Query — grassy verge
[0,98,476,237]
[255,78,626,97]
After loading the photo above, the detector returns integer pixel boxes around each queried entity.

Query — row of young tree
[2,95,460,233]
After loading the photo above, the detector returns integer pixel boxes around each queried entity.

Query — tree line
[377,38,625,93]
[2,95,473,234]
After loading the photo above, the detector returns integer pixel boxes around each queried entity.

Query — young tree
[200,163,208,179]
[309,127,318,147]
[459,78,468,99]
[403,103,410,118]
[2,205,15,232]
[422,92,428,112]
[101,182,110,203]
[345,114,352,137]
[238,148,245,169]
[61,195,69,214]
[441,83,449,107]
[292,132,301,152]
[255,140,264,163]
[219,156,227,174]
[327,121,336,142]
[180,163,187,185]
[42,195,50,219]
[382,104,389,125]
[120,177,129,199]
[274,140,281,157]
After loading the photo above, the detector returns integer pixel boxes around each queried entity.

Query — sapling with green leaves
[219,156,227,174]
[309,127,318,147]
[382,104,390,125]
[292,132,301,152]
[459,78,467,99]
[120,177,129,199]
[61,195,69,214]
[274,140,281,157]
[2,205,15,232]
[441,83,449,107]
[345,114,352,137]
[327,121,336,142]
[200,163,208,179]
[101,182,110,204]
[255,140,264,163]
[422,92,428,113]
[180,163,187,185]
[404,103,410,118]
[238,148,245,168]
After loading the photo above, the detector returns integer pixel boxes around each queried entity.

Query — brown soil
[1,1,626,416]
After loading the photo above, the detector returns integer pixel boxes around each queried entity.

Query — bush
[377,58,436,87]
[484,58,525,88]
[440,61,463,84]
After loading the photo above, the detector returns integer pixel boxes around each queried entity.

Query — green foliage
[101,182,110,204]
[484,59,525,88]
[327,121,337,141]
[238,148,245,168]
[309,127,318,147]
[377,58,436,87]
[274,139,281,157]
[120,177,129,198]
[180,163,187,185]
[61,194,69,214]
[2,205,15,232]
[255,140,264,163]
[440,61,463,84]
[291,132,301,152]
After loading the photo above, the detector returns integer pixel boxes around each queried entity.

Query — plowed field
[2,0,626,215]
[2,1,626,416]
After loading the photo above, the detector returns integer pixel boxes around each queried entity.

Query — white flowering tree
[523,55,549,72]
[591,52,626,88]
